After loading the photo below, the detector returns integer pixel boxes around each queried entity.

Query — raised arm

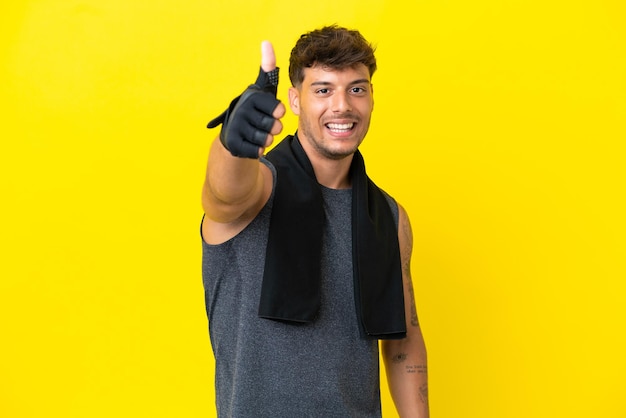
[202,42,286,241]
[381,204,429,417]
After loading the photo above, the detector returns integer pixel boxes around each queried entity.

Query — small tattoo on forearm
[410,298,419,327]
[405,364,427,374]
[405,272,419,327]
[391,352,408,363]
[419,383,429,404]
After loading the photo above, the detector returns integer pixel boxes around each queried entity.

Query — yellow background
[1,1,625,417]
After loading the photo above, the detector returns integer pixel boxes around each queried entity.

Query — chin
[322,143,361,160]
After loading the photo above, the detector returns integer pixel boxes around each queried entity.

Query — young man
[202,26,429,417]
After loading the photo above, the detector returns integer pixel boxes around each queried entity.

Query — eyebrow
[310,79,371,87]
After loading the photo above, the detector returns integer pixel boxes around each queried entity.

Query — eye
[350,87,367,95]
[315,88,330,95]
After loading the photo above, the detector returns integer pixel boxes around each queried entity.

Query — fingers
[257,108,284,157]
[273,101,286,120]
[270,114,283,136]
[264,115,284,146]
[256,41,279,158]
[261,81,285,156]
[267,103,285,144]
[260,41,276,73]
[250,92,284,136]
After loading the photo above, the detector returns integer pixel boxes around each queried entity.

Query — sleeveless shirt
[201,160,399,417]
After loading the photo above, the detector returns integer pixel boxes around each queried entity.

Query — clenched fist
[208,42,285,158]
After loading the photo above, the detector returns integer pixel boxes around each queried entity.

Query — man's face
[288,63,374,161]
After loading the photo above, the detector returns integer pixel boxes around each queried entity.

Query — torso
[201,161,385,417]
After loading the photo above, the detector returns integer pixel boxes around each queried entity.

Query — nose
[331,91,352,113]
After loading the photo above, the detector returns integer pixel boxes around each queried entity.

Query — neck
[297,134,355,189]
[311,156,353,189]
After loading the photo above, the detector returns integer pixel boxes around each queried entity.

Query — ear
[288,87,300,115]
[371,83,374,111]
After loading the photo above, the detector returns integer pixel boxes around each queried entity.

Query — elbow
[202,183,244,224]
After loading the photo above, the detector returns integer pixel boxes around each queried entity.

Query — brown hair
[288,25,377,87]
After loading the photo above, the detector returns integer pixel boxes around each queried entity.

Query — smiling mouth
[326,122,355,133]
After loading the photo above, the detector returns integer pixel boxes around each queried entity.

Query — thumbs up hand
[208,41,286,158]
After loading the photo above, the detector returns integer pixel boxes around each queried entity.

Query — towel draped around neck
[258,134,406,339]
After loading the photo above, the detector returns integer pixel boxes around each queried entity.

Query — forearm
[202,136,265,223]
[382,334,429,417]
[202,42,283,223]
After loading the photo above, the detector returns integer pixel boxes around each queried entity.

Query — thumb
[260,41,276,73]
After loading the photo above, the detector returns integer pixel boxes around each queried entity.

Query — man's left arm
[381,204,429,417]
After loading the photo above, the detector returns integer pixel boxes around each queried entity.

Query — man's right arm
[202,136,273,223]
[202,42,285,241]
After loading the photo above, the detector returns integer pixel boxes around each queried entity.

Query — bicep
[397,204,419,330]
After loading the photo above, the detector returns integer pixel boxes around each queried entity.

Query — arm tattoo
[401,215,419,327]
[400,215,413,276]
[407,277,419,327]
[419,383,429,405]
[405,364,428,375]
[391,352,408,364]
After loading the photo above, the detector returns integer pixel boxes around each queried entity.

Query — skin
[287,64,373,188]
[201,42,283,243]
[202,41,429,417]
[382,206,430,417]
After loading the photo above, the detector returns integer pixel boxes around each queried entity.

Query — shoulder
[376,186,400,227]
[396,202,413,256]
[378,187,412,253]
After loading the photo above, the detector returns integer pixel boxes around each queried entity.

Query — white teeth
[326,123,354,132]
